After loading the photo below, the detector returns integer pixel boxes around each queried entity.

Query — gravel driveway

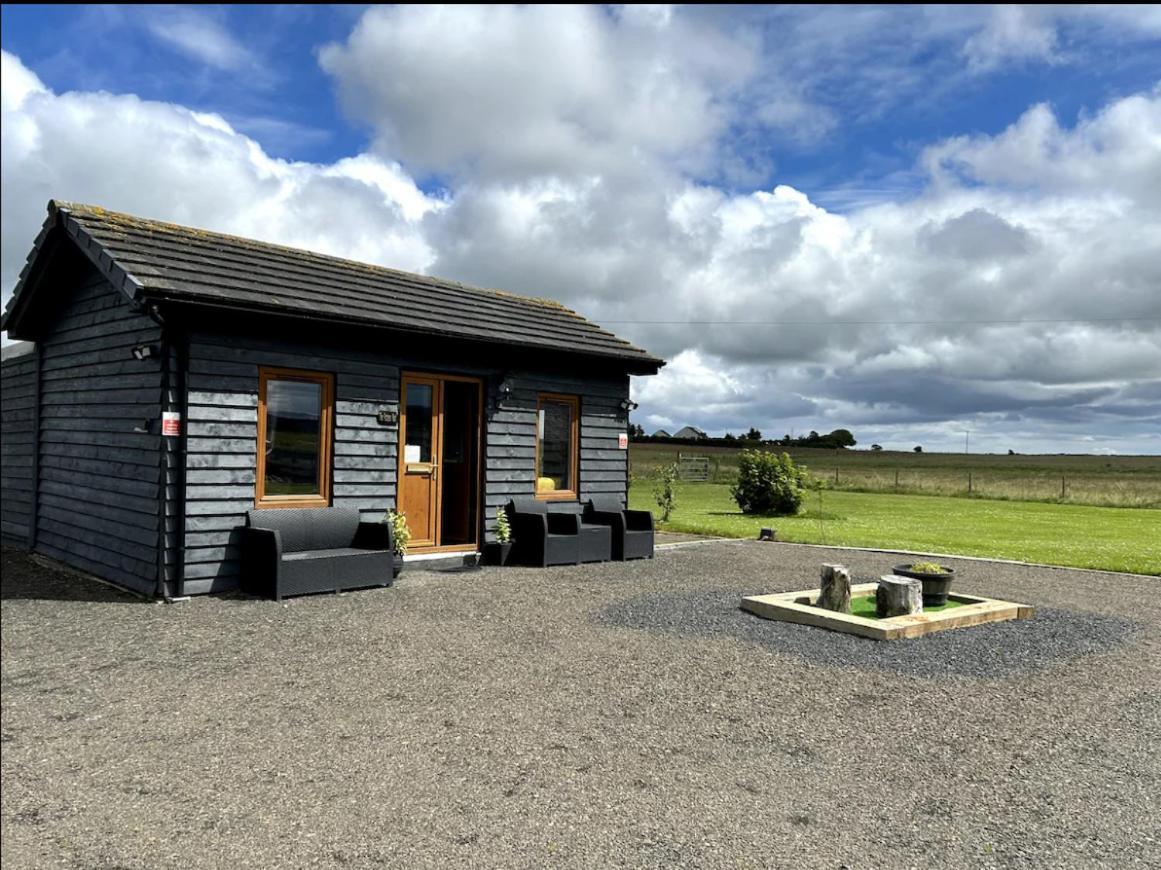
[2,541,1158,868]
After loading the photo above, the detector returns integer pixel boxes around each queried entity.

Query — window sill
[536,490,579,501]
[254,496,331,510]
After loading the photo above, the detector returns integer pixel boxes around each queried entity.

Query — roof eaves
[54,203,146,305]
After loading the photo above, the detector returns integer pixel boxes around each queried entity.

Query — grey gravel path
[2,542,1158,869]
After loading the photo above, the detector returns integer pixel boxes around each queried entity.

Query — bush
[731,450,808,515]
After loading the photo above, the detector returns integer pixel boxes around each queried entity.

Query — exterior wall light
[131,344,158,361]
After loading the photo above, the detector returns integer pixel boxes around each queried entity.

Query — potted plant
[892,560,956,606]
[484,506,514,565]
[384,510,410,578]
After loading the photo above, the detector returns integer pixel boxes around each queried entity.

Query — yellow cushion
[537,476,556,493]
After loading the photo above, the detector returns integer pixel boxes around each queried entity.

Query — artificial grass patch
[846,594,966,620]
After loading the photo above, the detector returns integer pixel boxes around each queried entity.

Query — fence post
[894,470,899,490]
[1061,476,1066,498]
[968,472,972,494]
[834,468,839,485]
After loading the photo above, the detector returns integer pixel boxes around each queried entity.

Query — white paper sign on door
[404,444,421,463]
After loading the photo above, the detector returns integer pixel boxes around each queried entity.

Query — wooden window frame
[535,393,580,501]
[255,366,334,510]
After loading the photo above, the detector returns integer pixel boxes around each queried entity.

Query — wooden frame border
[535,392,580,501]
[741,583,1034,641]
[255,366,334,510]
[398,372,485,554]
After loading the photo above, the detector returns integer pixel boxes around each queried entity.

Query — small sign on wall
[618,432,629,450]
[162,411,181,437]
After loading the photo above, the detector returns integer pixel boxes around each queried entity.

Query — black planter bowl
[484,541,514,566]
[892,563,956,607]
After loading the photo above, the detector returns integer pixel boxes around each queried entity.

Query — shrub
[731,450,808,515]
[653,461,679,522]
[494,506,512,544]
[907,561,949,574]
[383,509,411,557]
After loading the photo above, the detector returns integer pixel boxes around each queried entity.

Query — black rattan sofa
[584,496,655,560]
[240,507,399,600]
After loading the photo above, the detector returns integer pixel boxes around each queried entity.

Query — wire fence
[631,453,1161,509]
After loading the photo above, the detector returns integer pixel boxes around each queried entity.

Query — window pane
[405,384,433,463]
[538,400,573,492]
[264,379,323,495]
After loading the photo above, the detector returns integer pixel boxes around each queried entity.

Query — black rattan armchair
[505,498,582,566]
[584,496,654,560]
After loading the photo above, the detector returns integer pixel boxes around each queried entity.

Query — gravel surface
[600,591,1140,678]
[2,541,1158,869]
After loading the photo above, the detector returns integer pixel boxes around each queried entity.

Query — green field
[628,482,1161,575]
[630,443,1161,509]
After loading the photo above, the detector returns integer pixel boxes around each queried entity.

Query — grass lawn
[629,482,1161,575]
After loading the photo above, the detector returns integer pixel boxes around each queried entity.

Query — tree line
[627,425,858,450]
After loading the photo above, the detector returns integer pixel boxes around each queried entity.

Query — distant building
[674,426,708,440]
[651,429,671,438]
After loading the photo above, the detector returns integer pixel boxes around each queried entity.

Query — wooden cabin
[0,202,663,596]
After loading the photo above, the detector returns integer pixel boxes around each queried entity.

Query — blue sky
[2,5,1160,453]
[4,5,1155,199]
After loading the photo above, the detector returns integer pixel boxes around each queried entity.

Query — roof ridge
[51,200,587,320]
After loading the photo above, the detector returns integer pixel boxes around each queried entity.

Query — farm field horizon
[629,442,1161,509]
[627,482,1160,576]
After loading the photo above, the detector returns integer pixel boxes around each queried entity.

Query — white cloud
[962,6,1060,72]
[0,51,438,300]
[144,6,255,72]
[319,4,753,181]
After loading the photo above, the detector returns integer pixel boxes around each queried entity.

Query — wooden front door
[398,374,482,552]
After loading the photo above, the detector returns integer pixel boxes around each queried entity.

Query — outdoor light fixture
[497,377,514,398]
[132,418,153,434]
[131,343,158,361]
[619,399,639,412]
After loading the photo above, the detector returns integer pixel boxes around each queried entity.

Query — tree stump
[817,563,851,613]
[876,575,923,618]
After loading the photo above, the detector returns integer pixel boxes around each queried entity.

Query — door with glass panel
[398,374,481,551]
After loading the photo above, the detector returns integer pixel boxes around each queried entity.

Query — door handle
[431,464,438,482]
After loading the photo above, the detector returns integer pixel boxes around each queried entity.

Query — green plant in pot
[383,510,410,578]
[486,506,514,565]
[892,560,956,606]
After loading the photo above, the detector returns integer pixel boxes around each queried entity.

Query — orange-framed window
[536,393,579,500]
[255,367,334,509]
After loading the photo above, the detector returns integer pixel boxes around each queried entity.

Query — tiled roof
[3,202,663,373]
